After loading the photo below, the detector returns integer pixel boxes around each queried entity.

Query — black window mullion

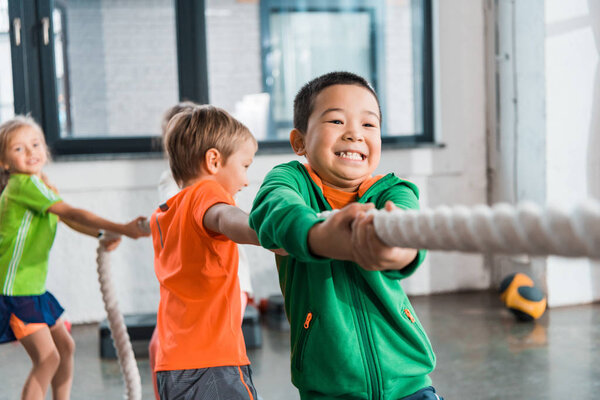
[36,0,61,150]
[8,0,43,121]
[419,0,434,143]
[175,0,209,104]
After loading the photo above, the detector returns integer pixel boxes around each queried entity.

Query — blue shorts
[402,386,444,400]
[157,365,258,400]
[0,291,64,343]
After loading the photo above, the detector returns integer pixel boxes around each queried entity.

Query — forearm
[61,217,100,237]
[307,222,353,261]
[57,207,127,235]
[218,213,259,245]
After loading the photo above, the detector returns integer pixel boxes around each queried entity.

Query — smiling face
[215,137,258,196]
[290,84,382,192]
[1,127,48,176]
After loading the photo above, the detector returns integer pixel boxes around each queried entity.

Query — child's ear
[290,129,306,156]
[204,148,222,174]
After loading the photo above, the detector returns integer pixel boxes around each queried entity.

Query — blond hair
[164,105,256,186]
[0,115,47,192]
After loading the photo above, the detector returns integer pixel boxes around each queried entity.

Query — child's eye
[363,123,376,128]
[33,142,40,147]
[328,120,343,125]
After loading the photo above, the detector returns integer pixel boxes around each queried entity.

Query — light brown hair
[0,115,47,192]
[164,105,256,186]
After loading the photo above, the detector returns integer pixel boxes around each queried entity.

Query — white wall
[544,0,600,307]
[44,0,489,323]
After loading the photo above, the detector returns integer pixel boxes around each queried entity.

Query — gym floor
[1,290,599,399]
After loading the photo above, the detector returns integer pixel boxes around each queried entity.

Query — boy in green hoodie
[249,71,443,400]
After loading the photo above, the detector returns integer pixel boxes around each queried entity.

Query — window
[3,0,433,156]
[262,3,383,140]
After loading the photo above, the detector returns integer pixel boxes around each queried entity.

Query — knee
[40,347,61,372]
[59,334,76,359]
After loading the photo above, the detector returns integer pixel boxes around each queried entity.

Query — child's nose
[342,128,364,142]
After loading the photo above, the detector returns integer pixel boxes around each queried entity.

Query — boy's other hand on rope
[351,201,418,271]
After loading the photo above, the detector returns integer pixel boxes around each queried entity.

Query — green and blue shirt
[0,174,61,296]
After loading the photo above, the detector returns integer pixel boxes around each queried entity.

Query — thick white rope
[363,200,600,259]
[96,242,142,400]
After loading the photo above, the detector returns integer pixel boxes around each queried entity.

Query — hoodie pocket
[294,311,318,371]
[401,302,435,363]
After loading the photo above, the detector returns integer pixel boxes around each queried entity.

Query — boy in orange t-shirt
[150,105,266,399]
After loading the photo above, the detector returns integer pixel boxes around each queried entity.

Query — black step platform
[99,313,156,359]
[99,305,262,359]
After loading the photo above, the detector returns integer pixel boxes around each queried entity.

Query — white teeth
[338,151,363,160]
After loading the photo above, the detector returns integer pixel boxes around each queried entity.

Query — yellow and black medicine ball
[499,273,547,321]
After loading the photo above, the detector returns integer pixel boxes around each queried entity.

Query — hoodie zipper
[295,312,316,371]
[349,268,382,399]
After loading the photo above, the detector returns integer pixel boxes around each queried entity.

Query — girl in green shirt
[0,116,149,400]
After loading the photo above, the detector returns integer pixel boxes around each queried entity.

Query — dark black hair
[293,71,381,134]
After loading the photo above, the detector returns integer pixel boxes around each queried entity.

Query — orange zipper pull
[404,309,415,323]
[304,312,313,329]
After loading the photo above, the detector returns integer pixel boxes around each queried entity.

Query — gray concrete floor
[1,290,599,399]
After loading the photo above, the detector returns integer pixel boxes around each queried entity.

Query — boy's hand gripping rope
[96,234,142,400]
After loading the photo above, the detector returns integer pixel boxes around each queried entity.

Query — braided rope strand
[370,200,600,259]
[96,245,142,400]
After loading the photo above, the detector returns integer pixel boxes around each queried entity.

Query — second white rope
[96,244,142,400]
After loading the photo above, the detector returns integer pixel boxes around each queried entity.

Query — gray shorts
[157,365,258,400]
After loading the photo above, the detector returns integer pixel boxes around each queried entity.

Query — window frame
[260,0,386,142]
[259,0,434,145]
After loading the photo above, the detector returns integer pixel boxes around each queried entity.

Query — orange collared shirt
[304,164,383,209]
[150,179,249,371]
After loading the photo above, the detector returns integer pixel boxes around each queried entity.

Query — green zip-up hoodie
[249,161,435,400]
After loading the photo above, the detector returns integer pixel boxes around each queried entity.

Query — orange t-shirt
[304,164,383,209]
[150,179,249,371]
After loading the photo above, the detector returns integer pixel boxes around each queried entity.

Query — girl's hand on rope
[351,201,418,271]
[122,217,151,239]
[100,231,122,251]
